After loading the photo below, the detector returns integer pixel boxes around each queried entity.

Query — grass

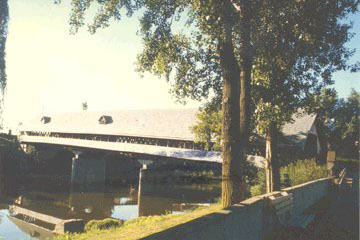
[53,204,222,240]
[85,218,124,232]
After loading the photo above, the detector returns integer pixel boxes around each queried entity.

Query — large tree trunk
[238,0,253,199]
[219,21,243,207]
[265,122,280,193]
[239,0,252,149]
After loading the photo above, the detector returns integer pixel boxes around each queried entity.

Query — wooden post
[327,150,336,176]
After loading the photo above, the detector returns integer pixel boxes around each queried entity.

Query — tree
[191,107,222,151]
[0,0,8,98]
[310,88,338,150]
[252,0,358,192]
[315,89,359,159]
[61,0,358,202]
[192,0,359,193]
[338,89,359,158]
[62,0,257,206]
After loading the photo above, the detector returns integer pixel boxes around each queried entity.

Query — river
[0,173,220,240]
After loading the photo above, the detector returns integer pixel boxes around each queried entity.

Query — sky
[2,0,360,130]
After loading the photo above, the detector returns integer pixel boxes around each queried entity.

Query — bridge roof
[20,109,317,146]
[20,109,199,141]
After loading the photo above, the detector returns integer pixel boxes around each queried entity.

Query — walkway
[312,170,359,240]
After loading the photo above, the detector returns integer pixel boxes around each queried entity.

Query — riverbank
[52,158,331,240]
[53,204,223,240]
[54,176,336,240]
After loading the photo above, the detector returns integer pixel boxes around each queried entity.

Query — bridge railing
[19,131,206,150]
[18,134,222,163]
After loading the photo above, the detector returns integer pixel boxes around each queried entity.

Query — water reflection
[0,170,220,240]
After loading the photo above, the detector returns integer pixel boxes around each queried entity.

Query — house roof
[20,109,317,145]
[281,113,317,148]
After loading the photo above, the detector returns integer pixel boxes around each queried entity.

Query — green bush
[85,218,123,232]
[250,158,328,197]
[282,158,328,186]
[250,169,266,196]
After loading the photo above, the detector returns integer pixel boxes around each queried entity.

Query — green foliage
[191,108,222,150]
[123,213,175,227]
[61,0,358,206]
[0,135,25,192]
[334,89,359,158]
[282,159,328,186]
[250,159,328,196]
[0,0,8,93]
[251,0,359,136]
[0,136,24,170]
[63,0,358,107]
[313,88,359,158]
[250,169,266,196]
[184,0,359,148]
[176,169,219,180]
[85,218,123,232]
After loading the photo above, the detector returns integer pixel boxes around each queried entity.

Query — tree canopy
[190,0,358,141]
[61,0,359,205]
[314,88,359,159]
[62,0,258,206]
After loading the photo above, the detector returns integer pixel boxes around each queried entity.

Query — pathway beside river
[311,170,359,240]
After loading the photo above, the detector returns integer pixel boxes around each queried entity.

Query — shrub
[250,169,266,196]
[282,159,328,186]
[250,158,328,197]
[85,218,123,232]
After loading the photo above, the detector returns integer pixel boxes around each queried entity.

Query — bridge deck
[19,135,222,163]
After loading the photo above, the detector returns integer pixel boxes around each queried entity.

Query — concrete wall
[141,177,334,240]
[282,177,333,216]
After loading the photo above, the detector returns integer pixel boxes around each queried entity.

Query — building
[19,109,327,165]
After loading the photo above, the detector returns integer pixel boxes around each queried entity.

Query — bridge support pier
[70,153,106,193]
[138,160,152,217]
[137,160,173,216]
[69,153,106,214]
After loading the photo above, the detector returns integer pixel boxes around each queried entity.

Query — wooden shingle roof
[21,109,199,141]
[21,109,317,145]
[281,113,317,148]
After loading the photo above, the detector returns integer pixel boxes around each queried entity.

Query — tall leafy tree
[310,88,338,149]
[314,89,360,159]
[191,0,358,192]
[0,0,7,193]
[337,89,359,158]
[61,0,358,202]
[63,0,256,206]
[252,0,358,192]
[0,0,8,99]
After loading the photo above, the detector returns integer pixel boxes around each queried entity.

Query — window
[98,115,113,124]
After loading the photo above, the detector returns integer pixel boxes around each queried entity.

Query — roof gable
[281,113,317,147]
